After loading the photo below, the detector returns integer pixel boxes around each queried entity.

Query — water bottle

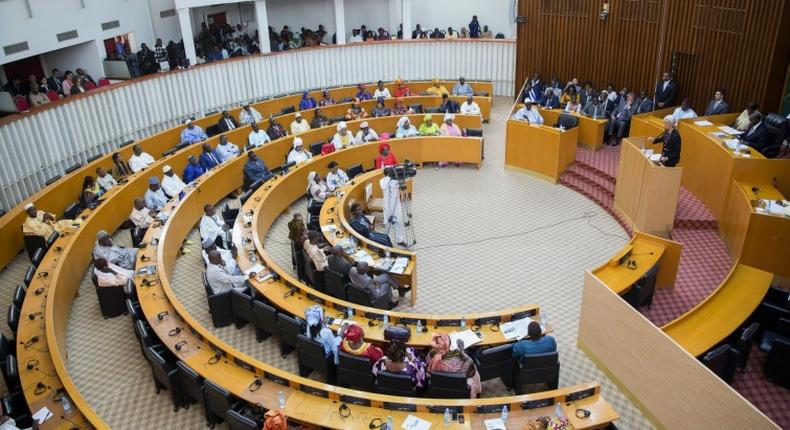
[560,124,565,132]
[416,319,423,333]
[62,395,72,414]
[555,402,564,418]
[444,408,451,425]
[460,316,466,329]
[278,391,286,409]
[346,307,353,320]
[501,405,508,422]
[386,416,393,430]
[383,313,389,328]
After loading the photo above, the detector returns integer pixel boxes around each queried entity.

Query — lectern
[505,119,578,183]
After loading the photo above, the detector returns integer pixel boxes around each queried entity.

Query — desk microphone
[630,252,654,257]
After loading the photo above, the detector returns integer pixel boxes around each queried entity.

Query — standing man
[654,72,677,109]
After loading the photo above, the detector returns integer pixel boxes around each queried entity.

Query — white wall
[0,0,156,66]
[344,0,390,39]
[148,0,183,44]
[267,0,336,41]
[39,40,105,83]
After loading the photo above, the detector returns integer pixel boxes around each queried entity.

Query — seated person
[307,171,330,202]
[287,138,312,164]
[438,93,460,113]
[564,97,582,113]
[373,81,391,99]
[160,165,186,197]
[93,257,134,287]
[355,83,372,100]
[202,243,242,275]
[290,112,311,135]
[418,114,441,136]
[244,151,273,184]
[304,230,330,271]
[205,249,253,294]
[426,333,481,398]
[183,155,206,183]
[95,167,118,191]
[739,112,770,154]
[215,135,240,162]
[651,115,681,167]
[375,141,399,168]
[340,323,384,364]
[200,204,229,249]
[350,261,400,308]
[704,89,729,116]
[671,98,698,124]
[355,121,379,143]
[239,103,263,125]
[349,203,391,247]
[144,176,168,210]
[581,95,607,119]
[128,144,155,172]
[267,114,288,139]
[373,340,427,390]
[22,203,72,239]
[80,175,102,209]
[391,98,411,116]
[299,90,317,110]
[521,83,541,103]
[599,91,616,116]
[539,88,560,109]
[198,143,222,170]
[734,102,759,131]
[393,79,411,97]
[452,77,474,96]
[311,109,332,128]
[560,86,579,106]
[180,119,208,145]
[606,92,638,146]
[440,113,463,136]
[345,99,369,120]
[288,213,306,243]
[512,102,544,124]
[319,89,336,106]
[28,83,50,107]
[217,110,239,132]
[513,321,557,357]
[130,198,155,228]
[426,78,449,96]
[371,99,391,117]
[93,230,138,270]
[305,304,343,364]
[332,121,357,149]
[460,95,481,115]
[327,245,352,278]
[636,90,654,113]
[326,161,349,191]
[248,122,271,148]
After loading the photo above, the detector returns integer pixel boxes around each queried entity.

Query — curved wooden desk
[0,80,490,270]
[591,232,681,295]
[537,108,608,150]
[627,106,676,137]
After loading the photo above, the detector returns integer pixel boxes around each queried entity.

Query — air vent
[57,30,79,42]
[160,9,176,18]
[3,41,29,56]
[101,20,120,31]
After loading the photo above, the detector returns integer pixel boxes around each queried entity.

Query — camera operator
[380,166,406,247]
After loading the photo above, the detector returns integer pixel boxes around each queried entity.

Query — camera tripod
[384,183,416,248]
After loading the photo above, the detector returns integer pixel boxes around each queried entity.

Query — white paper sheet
[449,329,482,350]
[718,126,742,135]
[32,406,53,423]
[321,224,337,233]
[484,418,507,430]
[500,318,532,340]
[402,415,432,430]
[694,120,713,126]
[649,154,662,162]
[244,263,264,275]
[723,139,739,150]
[389,257,409,274]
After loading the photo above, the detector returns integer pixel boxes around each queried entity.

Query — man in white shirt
[290,112,311,135]
[130,198,155,228]
[160,165,186,198]
[672,98,698,124]
[248,122,271,148]
[200,204,229,249]
[205,250,253,294]
[202,243,242,275]
[460,95,481,115]
[512,102,544,125]
[144,176,168,210]
[373,81,391,99]
[348,29,363,43]
[326,161,349,191]
[239,104,263,125]
[354,121,379,143]
[215,135,240,162]
[287,138,311,164]
[128,144,155,172]
[95,167,118,191]
[332,121,357,149]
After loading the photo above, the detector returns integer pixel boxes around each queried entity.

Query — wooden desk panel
[505,121,578,183]
[539,108,607,150]
[628,106,676,138]
[592,232,682,294]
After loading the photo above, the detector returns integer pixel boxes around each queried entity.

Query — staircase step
[574,146,621,182]
[565,164,616,195]
[673,187,719,230]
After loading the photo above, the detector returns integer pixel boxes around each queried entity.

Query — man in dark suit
[539,89,560,109]
[654,72,677,109]
[582,95,607,119]
[198,143,222,170]
[327,245,352,280]
[47,69,63,96]
[704,89,730,116]
[606,92,638,145]
[740,113,770,154]
[438,93,459,113]
[216,110,238,132]
[653,116,681,167]
[529,73,544,95]
[636,90,654,113]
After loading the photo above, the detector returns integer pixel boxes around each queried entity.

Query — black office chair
[346,283,389,309]
[331,115,346,123]
[92,272,127,318]
[203,273,233,328]
[206,124,221,137]
[44,175,62,186]
[176,361,209,422]
[6,304,19,336]
[30,248,44,268]
[764,338,790,388]
[226,409,261,430]
[732,322,759,370]
[0,333,13,373]
[427,371,469,399]
[280,105,296,115]
[4,355,20,392]
[63,202,81,219]
[162,147,178,157]
[409,104,424,114]
[126,298,142,322]
[514,352,560,394]
[253,300,279,342]
[324,268,347,300]
[759,317,790,352]
[130,225,147,248]
[23,265,35,287]
[375,370,416,397]
[144,345,186,411]
[347,163,363,179]
[120,139,135,147]
[472,344,514,389]
[424,106,441,114]
[301,250,324,292]
[297,334,337,384]
[86,153,102,163]
[701,344,737,384]
[230,289,254,329]
[624,263,659,309]
[1,391,31,429]
[761,113,788,158]
[277,313,304,357]
[339,97,354,103]
[474,92,490,97]
[64,162,82,174]
[23,234,46,260]
[124,278,137,302]
[12,285,26,309]
[465,128,483,137]
[222,205,239,226]
[554,114,579,130]
[310,142,324,156]
[134,319,156,359]
[337,351,375,391]
[204,379,242,428]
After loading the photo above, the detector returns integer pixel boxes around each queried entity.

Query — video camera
[387,160,418,189]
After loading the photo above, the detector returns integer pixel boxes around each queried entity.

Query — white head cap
[163,165,172,173]
[360,121,369,128]
[293,137,303,148]
[24,203,34,211]
[337,121,347,131]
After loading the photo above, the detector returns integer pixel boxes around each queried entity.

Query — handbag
[321,143,335,155]
[384,324,411,342]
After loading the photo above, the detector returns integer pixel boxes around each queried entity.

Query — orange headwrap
[263,410,287,430]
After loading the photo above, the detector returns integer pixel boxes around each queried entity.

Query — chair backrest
[298,333,332,373]
[22,234,46,260]
[45,174,62,185]
[763,113,789,147]
[764,337,790,385]
[98,78,111,87]
[702,344,734,378]
[479,343,513,367]
[301,249,317,286]
[46,91,58,102]
[230,288,254,322]
[465,128,483,137]
[280,105,295,115]
[144,345,173,388]
[23,265,36,287]
[557,114,579,130]
[134,319,155,351]
[204,379,234,421]
[0,333,12,363]
[253,300,279,338]
[64,163,82,174]
[734,321,759,368]
[346,282,371,305]
[63,202,81,219]
[5,355,19,389]
[12,285,26,309]
[376,370,416,396]
[14,96,29,111]
[428,371,469,398]
[86,153,102,163]
[337,351,375,390]
[519,351,559,368]
[347,163,363,179]
[227,410,260,430]
[46,230,59,248]
[324,267,347,300]
[638,262,660,301]
[409,104,424,113]
[425,106,441,113]
[176,361,205,406]
[310,141,323,156]
[7,304,19,335]
[85,81,97,90]
[277,313,304,348]
[31,247,44,267]
[126,298,141,321]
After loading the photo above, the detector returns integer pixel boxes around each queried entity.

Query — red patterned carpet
[560,144,790,429]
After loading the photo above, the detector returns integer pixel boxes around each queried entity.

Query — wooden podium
[613,138,683,236]
[505,119,578,182]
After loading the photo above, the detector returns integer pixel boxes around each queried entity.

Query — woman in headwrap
[307,171,330,203]
[304,304,342,363]
[418,114,441,136]
[394,79,411,98]
[374,140,399,169]
[286,137,311,164]
[80,175,102,209]
[355,83,372,100]
[391,97,410,116]
[319,89,335,106]
[331,121,356,149]
[340,324,383,365]
[93,257,134,287]
[440,113,463,136]
[426,333,482,398]
[371,98,391,117]
[394,116,418,138]
[93,230,138,270]
[426,78,449,96]
[263,410,287,430]
[299,90,317,110]
[372,339,427,389]
[344,98,368,120]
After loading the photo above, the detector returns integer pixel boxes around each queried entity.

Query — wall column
[401,0,412,39]
[177,7,197,66]
[334,0,346,44]
[254,0,271,53]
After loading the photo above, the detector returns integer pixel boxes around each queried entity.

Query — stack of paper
[694,120,713,126]
[723,139,739,150]
[244,263,264,275]
[649,154,662,162]
[760,200,787,216]
[501,318,532,340]
[373,257,394,271]
[353,249,375,265]
[389,257,409,274]
[718,125,742,135]
[402,415,432,430]
[32,407,53,423]
[449,329,482,350]
[483,418,507,430]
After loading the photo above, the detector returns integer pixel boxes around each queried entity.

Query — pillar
[334,0,346,44]
[402,0,412,39]
[254,0,271,53]
[177,7,197,66]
